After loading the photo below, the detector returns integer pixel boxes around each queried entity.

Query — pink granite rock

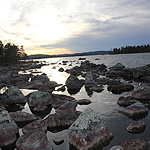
[68,108,113,150]
[0,110,19,149]
[16,130,52,150]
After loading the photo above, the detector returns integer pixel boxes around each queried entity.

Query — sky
[0,0,150,55]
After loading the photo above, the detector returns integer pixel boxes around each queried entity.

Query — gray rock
[85,71,95,88]
[109,63,125,71]
[68,108,113,150]
[0,86,27,105]
[28,91,53,112]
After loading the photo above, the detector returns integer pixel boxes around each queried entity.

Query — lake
[22,53,150,150]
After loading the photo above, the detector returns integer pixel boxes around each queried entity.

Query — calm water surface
[22,53,150,150]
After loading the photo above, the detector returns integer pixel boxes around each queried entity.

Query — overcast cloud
[0,0,150,54]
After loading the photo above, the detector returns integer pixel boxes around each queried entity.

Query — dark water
[21,53,150,150]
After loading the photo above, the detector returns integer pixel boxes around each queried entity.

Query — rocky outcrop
[9,111,39,127]
[0,110,19,149]
[120,138,147,150]
[16,130,52,150]
[127,120,146,133]
[28,91,53,112]
[68,108,113,150]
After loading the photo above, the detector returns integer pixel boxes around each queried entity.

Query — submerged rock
[120,138,147,150]
[9,111,38,127]
[127,120,146,133]
[28,91,53,112]
[0,110,19,149]
[68,108,113,150]
[16,130,52,150]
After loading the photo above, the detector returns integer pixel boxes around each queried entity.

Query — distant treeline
[0,41,28,65]
[109,44,150,54]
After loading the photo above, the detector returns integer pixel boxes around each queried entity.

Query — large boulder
[0,86,27,105]
[28,91,53,112]
[16,130,52,150]
[0,110,19,149]
[68,108,113,150]
[109,63,125,71]
[9,111,39,127]
[65,75,83,90]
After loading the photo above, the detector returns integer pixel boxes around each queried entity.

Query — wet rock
[121,67,133,80]
[16,130,52,150]
[22,119,47,134]
[127,120,146,133]
[9,111,39,127]
[77,99,92,105]
[118,103,148,119]
[0,86,27,105]
[117,96,135,107]
[53,139,64,145]
[133,64,150,79]
[28,91,53,112]
[109,63,125,71]
[85,71,95,88]
[108,82,134,94]
[109,146,123,150]
[128,87,150,103]
[58,67,64,72]
[0,110,19,149]
[121,138,147,150]
[89,84,104,92]
[68,108,113,150]
[65,74,83,90]
[52,94,75,109]
[45,110,81,132]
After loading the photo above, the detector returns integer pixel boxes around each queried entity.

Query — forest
[0,41,28,65]
[110,44,150,54]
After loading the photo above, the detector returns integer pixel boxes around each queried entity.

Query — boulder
[117,96,135,107]
[68,108,113,150]
[109,63,125,71]
[128,87,150,102]
[52,94,75,109]
[77,99,92,105]
[22,119,47,134]
[65,75,83,90]
[0,110,19,149]
[28,91,53,112]
[120,138,147,150]
[121,67,133,80]
[16,130,52,150]
[58,67,64,72]
[133,64,150,79]
[0,86,27,105]
[127,120,146,133]
[85,71,95,88]
[107,82,134,94]
[118,103,148,119]
[9,111,39,127]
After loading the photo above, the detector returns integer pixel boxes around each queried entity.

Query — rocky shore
[0,59,150,150]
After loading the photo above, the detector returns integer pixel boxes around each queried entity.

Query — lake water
[23,53,150,150]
